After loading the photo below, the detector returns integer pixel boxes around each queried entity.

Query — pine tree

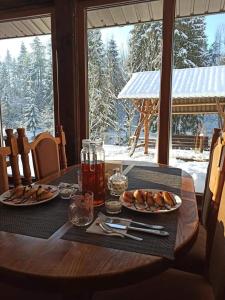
[174,17,209,68]
[128,22,162,73]
[41,40,54,134]
[173,17,207,135]
[88,29,114,140]
[0,52,17,128]
[23,79,41,138]
[30,37,47,111]
[209,24,225,65]
[105,37,127,144]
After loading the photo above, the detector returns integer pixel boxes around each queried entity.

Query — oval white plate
[120,189,182,214]
[0,185,59,207]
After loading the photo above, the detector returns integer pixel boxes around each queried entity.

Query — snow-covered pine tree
[128,22,162,73]
[209,24,225,65]
[23,80,41,139]
[0,52,18,128]
[105,37,127,144]
[88,29,114,140]
[41,39,54,134]
[173,16,207,135]
[174,17,209,68]
[15,42,32,127]
[30,37,47,112]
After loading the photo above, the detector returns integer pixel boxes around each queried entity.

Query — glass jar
[108,168,128,196]
[81,139,105,206]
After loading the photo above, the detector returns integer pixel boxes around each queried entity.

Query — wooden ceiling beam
[0,5,53,22]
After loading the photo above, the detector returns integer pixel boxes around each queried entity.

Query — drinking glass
[58,182,76,199]
[68,191,94,226]
[105,196,122,214]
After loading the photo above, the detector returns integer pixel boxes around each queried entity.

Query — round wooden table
[0,164,199,298]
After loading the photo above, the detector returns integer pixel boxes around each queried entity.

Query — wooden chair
[0,146,11,195]
[0,129,22,194]
[174,129,225,274]
[94,161,225,300]
[17,126,67,182]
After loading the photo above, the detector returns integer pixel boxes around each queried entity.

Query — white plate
[120,189,182,214]
[0,185,59,207]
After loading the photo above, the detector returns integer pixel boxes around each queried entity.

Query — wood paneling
[53,0,79,165]
[157,0,175,165]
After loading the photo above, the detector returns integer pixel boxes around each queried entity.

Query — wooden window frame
[0,0,175,166]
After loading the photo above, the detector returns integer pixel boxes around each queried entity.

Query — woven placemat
[62,165,182,260]
[127,165,182,196]
[0,197,69,239]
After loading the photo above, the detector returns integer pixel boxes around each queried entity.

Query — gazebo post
[144,100,150,154]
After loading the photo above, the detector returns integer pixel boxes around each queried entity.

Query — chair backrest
[208,178,225,300]
[17,126,67,181]
[0,129,22,194]
[201,132,225,263]
[4,129,22,188]
[0,146,11,194]
[202,128,222,226]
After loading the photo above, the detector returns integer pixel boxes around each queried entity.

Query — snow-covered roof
[118,66,225,99]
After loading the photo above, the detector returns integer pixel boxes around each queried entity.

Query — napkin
[86,217,131,236]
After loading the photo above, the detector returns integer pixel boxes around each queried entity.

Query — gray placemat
[62,206,178,260]
[0,197,69,239]
[127,165,182,196]
[62,165,182,260]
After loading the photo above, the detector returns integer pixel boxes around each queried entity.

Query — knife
[105,217,164,230]
[97,212,164,230]
[105,222,169,237]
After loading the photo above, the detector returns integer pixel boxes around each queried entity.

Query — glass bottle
[108,168,128,196]
[81,139,105,206]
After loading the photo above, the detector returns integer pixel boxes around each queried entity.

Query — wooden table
[0,163,199,298]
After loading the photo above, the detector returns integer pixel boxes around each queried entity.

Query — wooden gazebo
[118,65,225,155]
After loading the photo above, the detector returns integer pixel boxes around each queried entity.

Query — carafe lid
[82,139,91,147]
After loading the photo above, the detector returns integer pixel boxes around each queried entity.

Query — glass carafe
[81,139,105,206]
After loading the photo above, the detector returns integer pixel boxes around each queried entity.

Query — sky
[0,13,224,61]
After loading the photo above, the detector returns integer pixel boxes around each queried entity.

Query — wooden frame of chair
[0,146,11,194]
[206,133,225,262]
[201,128,222,225]
[4,129,22,187]
[17,126,67,181]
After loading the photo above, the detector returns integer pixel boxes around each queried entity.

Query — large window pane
[170,13,225,193]
[0,33,54,142]
[87,1,163,163]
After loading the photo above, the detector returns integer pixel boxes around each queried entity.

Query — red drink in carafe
[81,139,105,207]
[81,161,105,206]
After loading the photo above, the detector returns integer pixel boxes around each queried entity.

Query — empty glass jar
[108,168,128,196]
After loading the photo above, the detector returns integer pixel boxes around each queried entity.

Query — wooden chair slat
[5,129,21,187]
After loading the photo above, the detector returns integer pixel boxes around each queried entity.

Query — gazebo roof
[118,65,225,114]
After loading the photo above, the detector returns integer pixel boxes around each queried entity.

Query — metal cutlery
[99,222,143,241]
[98,211,165,230]
[105,222,169,237]
[98,223,124,238]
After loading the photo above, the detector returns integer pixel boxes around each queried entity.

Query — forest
[0,16,225,142]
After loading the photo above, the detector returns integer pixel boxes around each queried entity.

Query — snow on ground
[104,144,209,193]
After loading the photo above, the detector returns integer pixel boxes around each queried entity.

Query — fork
[99,222,143,241]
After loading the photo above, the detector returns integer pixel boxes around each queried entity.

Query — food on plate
[145,191,154,207]
[122,189,177,211]
[122,191,134,203]
[154,191,165,207]
[3,185,55,204]
[162,191,176,207]
[133,189,145,204]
